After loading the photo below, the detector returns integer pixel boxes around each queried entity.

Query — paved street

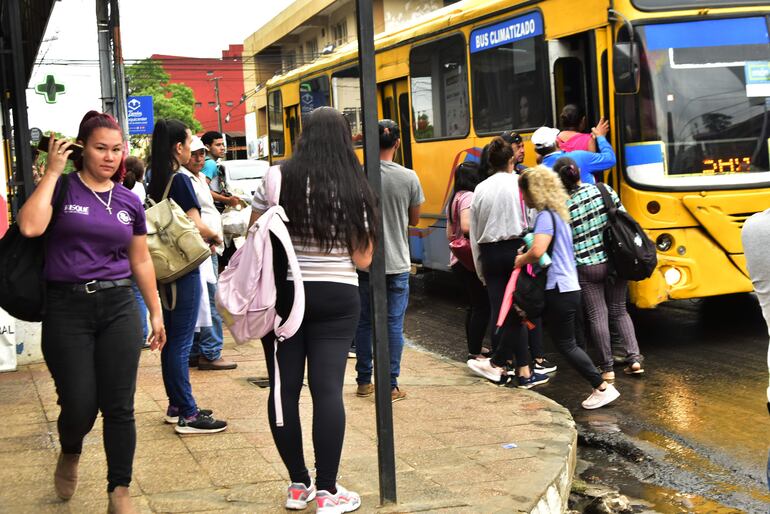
[1,332,576,513]
[405,272,770,513]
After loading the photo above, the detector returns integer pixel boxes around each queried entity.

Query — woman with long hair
[515,166,620,409]
[18,111,166,512]
[249,107,378,512]
[446,162,490,360]
[554,157,644,381]
[467,137,549,388]
[148,118,227,434]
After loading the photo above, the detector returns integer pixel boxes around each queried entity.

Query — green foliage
[125,58,202,134]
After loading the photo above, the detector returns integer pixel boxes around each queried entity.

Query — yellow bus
[263,0,770,308]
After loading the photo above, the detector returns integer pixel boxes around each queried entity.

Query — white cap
[190,135,206,152]
[530,127,560,149]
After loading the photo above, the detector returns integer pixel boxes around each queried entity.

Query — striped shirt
[251,172,358,287]
[567,183,621,267]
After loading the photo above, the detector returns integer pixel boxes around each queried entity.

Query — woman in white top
[250,107,377,513]
[467,137,549,389]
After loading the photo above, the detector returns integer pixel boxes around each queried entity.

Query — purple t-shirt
[44,174,147,282]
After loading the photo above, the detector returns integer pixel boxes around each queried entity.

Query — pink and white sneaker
[285,479,316,510]
[316,484,361,513]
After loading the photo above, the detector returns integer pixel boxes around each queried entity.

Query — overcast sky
[27,0,294,135]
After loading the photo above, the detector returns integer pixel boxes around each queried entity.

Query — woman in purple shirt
[515,166,620,410]
[18,111,166,512]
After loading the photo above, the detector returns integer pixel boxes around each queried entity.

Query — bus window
[268,90,285,156]
[299,76,330,125]
[470,12,548,134]
[409,34,469,141]
[331,67,363,145]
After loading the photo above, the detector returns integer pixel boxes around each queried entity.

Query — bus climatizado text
[263,0,770,309]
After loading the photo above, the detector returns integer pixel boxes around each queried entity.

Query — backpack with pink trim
[215,166,304,426]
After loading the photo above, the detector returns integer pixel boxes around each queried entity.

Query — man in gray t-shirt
[355,120,424,402]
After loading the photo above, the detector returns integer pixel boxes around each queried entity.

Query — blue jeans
[355,271,410,388]
[191,255,224,361]
[161,270,201,418]
[131,280,148,342]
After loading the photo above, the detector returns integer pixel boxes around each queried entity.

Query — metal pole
[96,0,115,115]
[355,0,397,505]
[213,77,224,134]
[7,0,34,201]
[109,0,129,140]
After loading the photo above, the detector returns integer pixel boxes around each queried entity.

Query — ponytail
[553,156,581,193]
[148,118,187,203]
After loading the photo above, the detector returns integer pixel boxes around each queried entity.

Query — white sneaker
[467,358,505,383]
[316,484,361,513]
[581,383,620,410]
[286,479,316,510]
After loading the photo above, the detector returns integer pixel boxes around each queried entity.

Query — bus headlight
[656,233,673,252]
[663,267,683,286]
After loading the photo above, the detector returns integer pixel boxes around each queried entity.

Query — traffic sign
[127,96,154,135]
[29,128,42,144]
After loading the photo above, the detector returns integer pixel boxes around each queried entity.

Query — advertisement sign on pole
[127,96,154,135]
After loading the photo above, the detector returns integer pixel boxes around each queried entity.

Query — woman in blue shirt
[515,166,620,410]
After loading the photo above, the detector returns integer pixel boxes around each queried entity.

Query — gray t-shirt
[380,160,424,274]
[741,209,770,405]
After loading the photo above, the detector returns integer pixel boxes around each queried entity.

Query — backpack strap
[596,183,616,215]
[47,173,71,234]
[265,166,282,207]
[546,210,558,257]
[162,173,176,201]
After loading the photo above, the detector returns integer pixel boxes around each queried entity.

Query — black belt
[48,279,133,294]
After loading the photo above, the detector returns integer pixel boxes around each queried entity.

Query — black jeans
[262,281,360,492]
[451,262,491,356]
[544,288,603,389]
[42,284,142,491]
[479,239,530,368]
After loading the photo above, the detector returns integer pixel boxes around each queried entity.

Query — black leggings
[544,289,603,389]
[261,281,360,492]
[41,285,142,492]
[479,240,530,368]
[451,262,491,355]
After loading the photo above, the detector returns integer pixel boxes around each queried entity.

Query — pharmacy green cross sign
[35,75,65,104]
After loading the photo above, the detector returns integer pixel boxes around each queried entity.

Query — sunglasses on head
[501,131,523,144]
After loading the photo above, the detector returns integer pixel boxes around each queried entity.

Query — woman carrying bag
[147,119,227,434]
[446,162,490,360]
[17,111,165,513]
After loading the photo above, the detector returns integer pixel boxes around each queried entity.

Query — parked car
[222,159,270,200]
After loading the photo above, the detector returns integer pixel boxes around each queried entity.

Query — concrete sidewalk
[0,336,576,513]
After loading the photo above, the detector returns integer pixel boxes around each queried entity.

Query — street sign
[126,96,154,135]
[29,128,42,145]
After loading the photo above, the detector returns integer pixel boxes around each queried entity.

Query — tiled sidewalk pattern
[0,338,576,513]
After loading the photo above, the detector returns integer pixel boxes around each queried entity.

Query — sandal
[624,360,644,375]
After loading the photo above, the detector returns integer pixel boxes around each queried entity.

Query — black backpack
[513,211,558,321]
[0,174,70,321]
[596,183,657,281]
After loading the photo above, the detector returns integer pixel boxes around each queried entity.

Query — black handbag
[0,174,70,321]
[514,210,557,320]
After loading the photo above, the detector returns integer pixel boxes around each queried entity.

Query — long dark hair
[280,107,378,253]
[123,156,145,190]
[148,119,188,202]
[478,144,491,178]
[448,161,481,224]
[75,110,126,182]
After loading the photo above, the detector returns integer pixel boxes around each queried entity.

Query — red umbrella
[495,266,535,334]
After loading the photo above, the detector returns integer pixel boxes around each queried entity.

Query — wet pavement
[405,271,770,513]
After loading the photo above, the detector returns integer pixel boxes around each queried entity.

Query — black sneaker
[175,412,227,434]
[533,358,557,374]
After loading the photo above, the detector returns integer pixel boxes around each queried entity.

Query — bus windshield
[621,17,770,188]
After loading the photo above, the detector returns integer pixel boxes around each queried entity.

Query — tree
[125,59,202,134]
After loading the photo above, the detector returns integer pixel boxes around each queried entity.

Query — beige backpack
[145,174,211,309]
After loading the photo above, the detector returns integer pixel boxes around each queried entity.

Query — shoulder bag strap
[162,173,176,201]
[46,173,71,234]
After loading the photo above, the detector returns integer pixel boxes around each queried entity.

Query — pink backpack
[216,166,304,426]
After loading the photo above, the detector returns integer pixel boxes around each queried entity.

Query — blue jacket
[541,136,616,184]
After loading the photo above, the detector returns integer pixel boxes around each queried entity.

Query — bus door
[379,79,413,169]
[548,31,601,131]
[285,105,299,155]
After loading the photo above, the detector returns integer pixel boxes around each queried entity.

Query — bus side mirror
[613,42,640,95]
